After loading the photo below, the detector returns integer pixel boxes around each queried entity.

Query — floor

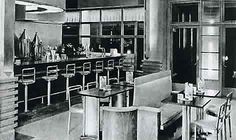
[16,100,236,140]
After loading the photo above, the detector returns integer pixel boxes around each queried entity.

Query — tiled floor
[16,100,236,140]
[16,111,83,140]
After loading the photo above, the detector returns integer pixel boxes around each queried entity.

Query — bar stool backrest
[96,61,103,71]
[83,62,91,72]
[107,59,114,69]
[119,58,124,66]
[21,68,36,83]
[216,101,227,130]
[66,64,76,75]
[46,65,58,77]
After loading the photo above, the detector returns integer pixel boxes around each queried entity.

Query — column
[145,0,167,61]
[0,1,18,140]
[0,0,5,76]
[143,0,167,73]
[0,0,15,79]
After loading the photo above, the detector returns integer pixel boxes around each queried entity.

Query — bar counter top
[15,55,123,66]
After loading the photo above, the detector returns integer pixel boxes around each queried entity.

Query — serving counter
[14,55,124,113]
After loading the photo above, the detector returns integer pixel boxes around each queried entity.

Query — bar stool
[42,65,58,105]
[19,68,36,112]
[62,64,76,100]
[104,59,114,85]
[79,62,91,90]
[115,58,123,83]
[92,61,103,88]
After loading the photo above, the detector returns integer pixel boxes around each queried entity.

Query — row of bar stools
[42,65,58,105]
[18,58,123,112]
[18,68,36,112]
[62,64,76,100]
[79,62,91,90]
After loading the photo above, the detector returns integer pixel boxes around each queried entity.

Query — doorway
[224,28,236,88]
[172,28,197,84]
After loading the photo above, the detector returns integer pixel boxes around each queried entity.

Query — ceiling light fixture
[15,0,64,14]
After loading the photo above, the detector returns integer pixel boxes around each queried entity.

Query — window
[172,3,198,22]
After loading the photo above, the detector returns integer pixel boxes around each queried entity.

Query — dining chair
[193,101,227,140]
[224,92,233,138]
[205,91,233,139]
[67,84,83,138]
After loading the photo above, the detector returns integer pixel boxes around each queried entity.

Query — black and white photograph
[0,0,235,140]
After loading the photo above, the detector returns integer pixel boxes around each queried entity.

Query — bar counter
[14,55,124,113]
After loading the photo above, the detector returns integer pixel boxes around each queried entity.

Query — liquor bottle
[32,32,41,60]
[19,29,30,58]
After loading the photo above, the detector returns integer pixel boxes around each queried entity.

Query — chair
[104,59,114,85]
[115,58,124,83]
[225,92,233,138]
[42,65,58,105]
[92,61,103,88]
[79,62,91,90]
[61,64,76,100]
[102,106,160,140]
[67,85,83,139]
[205,91,233,139]
[18,67,36,112]
[193,101,227,140]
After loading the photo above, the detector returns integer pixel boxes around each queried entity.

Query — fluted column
[145,0,167,62]
[143,0,167,74]
[0,0,15,79]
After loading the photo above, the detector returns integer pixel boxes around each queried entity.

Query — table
[112,81,134,106]
[78,84,134,140]
[162,89,220,140]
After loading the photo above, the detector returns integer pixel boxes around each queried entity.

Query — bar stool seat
[61,73,75,78]
[42,75,58,81]
[93,69,103,73]
[19,67,36,112]
[115,65,123,69]
[19,79,35,85]
[104,67,114,70]
[78,71,90,76]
